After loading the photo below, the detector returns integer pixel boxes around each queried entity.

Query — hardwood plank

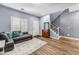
[31,37,79,55]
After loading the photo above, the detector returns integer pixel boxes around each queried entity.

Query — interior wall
[39,15,50,35]
[50,11,62,23]
[0,5,40,35]
[59,11,79,38]
[51,10,79,38]
[28,17,40,35]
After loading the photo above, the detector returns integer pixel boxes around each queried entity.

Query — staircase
[50,8,69,39]
[51,8,69,24]
[50,23,59,39]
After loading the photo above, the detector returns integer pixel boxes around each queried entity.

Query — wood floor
[31,37,79,55]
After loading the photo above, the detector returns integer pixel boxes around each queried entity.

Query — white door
[32,20,39,36]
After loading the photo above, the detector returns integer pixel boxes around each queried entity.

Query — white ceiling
[0,3,77,17]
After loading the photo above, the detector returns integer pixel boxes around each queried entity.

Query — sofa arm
[5,40,14,52]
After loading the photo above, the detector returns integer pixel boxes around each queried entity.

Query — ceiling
[0,3,77,17]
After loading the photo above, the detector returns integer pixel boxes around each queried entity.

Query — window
[20,18,28,32]
[11,16,28,32]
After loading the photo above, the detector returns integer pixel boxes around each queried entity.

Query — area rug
[5,38,47,55]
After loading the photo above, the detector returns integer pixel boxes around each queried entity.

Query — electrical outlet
[67,34,70,36]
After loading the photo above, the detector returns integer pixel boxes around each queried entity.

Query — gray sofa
[0,33,14,52]
[0,31,32,52]
[12,31,32,44]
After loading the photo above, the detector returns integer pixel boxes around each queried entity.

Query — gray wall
[50,11,62,23]
[59,11,79,38]
[0,5,39,34]
[39,15,50,35]
[51,10,79,38]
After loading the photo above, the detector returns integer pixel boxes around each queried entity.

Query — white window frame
[11,16,28,32]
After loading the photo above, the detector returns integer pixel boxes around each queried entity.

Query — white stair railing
[50,9,69,39]
[50,23,59,39]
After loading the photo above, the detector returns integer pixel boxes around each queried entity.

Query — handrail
[50,24,59,34]
[51,8,69,26]
[50,24,59,29]
[51,23,67,36]
[52,23,58,27]
[53,9,69,22]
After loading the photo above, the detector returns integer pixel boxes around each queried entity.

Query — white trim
[50,36,59,40]
[59,36,79,41]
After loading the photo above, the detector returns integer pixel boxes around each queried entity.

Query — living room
[0,3,79,55]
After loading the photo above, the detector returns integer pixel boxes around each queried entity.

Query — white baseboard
[50,36,59,40]
[59,36,79,41]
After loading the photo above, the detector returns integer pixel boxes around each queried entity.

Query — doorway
[32,20,39,36]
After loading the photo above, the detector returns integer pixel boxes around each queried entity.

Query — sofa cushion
[13,31,21,37]
[22,32,28,35]
[13,34,32,44]
[0,33,8,41]
[7,32,13,39]
[2,33,10,42]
